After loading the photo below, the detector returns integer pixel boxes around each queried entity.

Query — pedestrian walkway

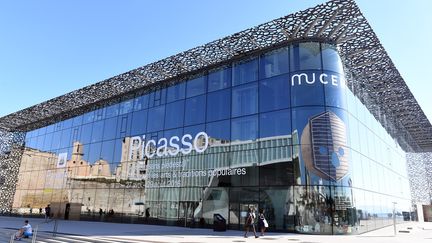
[1,216,431,243]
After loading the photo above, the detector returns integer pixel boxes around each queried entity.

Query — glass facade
[13,42,411,234]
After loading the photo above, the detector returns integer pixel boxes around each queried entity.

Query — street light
[392,201,397,236]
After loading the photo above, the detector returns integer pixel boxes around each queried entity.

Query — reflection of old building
[13,148,65,211]
[68,142,111,178]
[115,137,147,181]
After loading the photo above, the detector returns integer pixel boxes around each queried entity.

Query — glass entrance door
[240,203,258,227]
[179,201,199,227]
[228,203,258,229]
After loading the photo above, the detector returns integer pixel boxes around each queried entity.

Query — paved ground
[0,216,431,243]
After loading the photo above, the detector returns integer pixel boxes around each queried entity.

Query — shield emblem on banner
[301,111,349,181]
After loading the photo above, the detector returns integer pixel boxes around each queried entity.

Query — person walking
[243,207,258,238]
[258,208,268,236]
[44,205,51,222]
[145,208,150,222]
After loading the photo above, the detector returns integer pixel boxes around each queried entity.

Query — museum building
[1,0,431,235]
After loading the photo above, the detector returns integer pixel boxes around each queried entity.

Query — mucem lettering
[129,132,209,159]
[291,72,346,87]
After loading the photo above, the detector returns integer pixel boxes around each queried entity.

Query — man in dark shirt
[44,205,51,222]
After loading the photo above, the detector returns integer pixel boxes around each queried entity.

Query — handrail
[31,219,58,242]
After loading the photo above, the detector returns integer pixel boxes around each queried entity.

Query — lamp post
[392,202,397,236]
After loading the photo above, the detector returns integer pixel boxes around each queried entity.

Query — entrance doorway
[229,203,258,229]
[179,201,199,227]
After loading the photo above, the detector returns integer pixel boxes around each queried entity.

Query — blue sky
[0,0,431,124]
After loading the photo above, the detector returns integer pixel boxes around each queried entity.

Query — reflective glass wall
[12,42,411,234]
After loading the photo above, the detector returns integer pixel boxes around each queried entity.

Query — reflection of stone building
[13,140,143,217]
[68,142,111,178]
[115,137,147,181]
[13,148,65,210]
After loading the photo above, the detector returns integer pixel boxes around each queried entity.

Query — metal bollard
[31,225,38,243]
[53,219,58,237]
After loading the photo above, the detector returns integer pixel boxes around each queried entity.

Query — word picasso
[129,132,209,159]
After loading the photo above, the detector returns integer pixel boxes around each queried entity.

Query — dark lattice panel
[406,153,432,205]
[0,0,430,152]
[0,129,25,213]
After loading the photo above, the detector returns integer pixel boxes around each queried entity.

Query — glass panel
[233,57,258,86]
[259,109,291,139]
[147,105,165,132]
[259,74,290,112]
[35,135,45,151]
[186,76,206,98]
[112,138,124,163]
[184,95,206,126]
[88,142,102,164]
[324,71,347,109]
[36,127,47,136]
[290,42,322,72]
[232,83,258,117]
[164,128,184,141]
[100,140,115,164]
[206,119,231,145]
[117,114,131,138]
[183,124,205,139]
[103,117,118,141]
[43,132,53,151]
[294,185,332,234]
[106,104,119,118]
[206,89,231,122]
[134,94,149,111]
[119,99,134,115]
[83,111,95,124]
[62,118,73,130]
[208,67,231,92]
[231,115,258,141]
[321,43,344,74]
[131,109,148,136]
[290,71,325,107]
[91,120,104,143]
[164,100,185,129]
[44,124,54,134]
[149,89,166,107]
[72,115,83,127]
[80,123,92,144]
[260,47,289,79]
[60,128,72,149]
[94,108,105,121]
[259,187,294,230]
[167,82,186,103]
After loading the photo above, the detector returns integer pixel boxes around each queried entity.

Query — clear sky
[0,0,431,124]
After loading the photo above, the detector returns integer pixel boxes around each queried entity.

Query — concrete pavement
[1,216,431,243]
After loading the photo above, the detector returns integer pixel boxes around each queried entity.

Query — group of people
[15,205,268,240]
[244,207,268,238]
